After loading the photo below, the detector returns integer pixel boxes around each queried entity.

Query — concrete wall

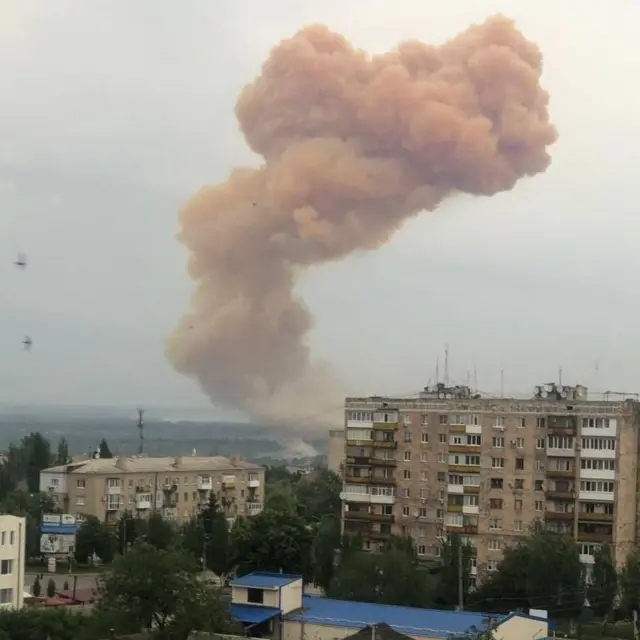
[231,585,279,608]
[328,430,345,475]
[280,579,304,615]
[0,515,26,610]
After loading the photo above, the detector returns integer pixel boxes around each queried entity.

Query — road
[25,571,99,593]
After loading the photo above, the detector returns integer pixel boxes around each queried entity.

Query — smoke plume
[166,15,557,428]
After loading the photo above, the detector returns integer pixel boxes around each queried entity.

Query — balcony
[463,485,481,494]
[162,507,178,519]
[446,524,478,535]
[198,477,213,491]
[547,448,576,458]
[369,530,393,541]
[246,502,263,516]
[345,475,371,484]
[346,438,373,447]
[545,490,575,501]
[578,512,614,523]
[373,422,398,430]
[447,504,463,512]
[135,493,153,510]
[578,532,613,543]
[370,477,396,486]
[222,477,236,488]
[546,469,575,478]
[344,511,394,523]
[544,511,574,521]
[449,465,480,474]
[105,497,122,511]
[106,484,121,495]
[247,478,261,488]
[463,505,480,515]
[371,441,398,449]
[369,457,397,467]
[346,456,372,466]
[548,427,577,437]
[449,445,481,454]
[449,424,466,433]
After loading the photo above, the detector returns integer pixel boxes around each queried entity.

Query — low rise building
[0,514,26,610]
[39,454,264,525]
[228,571,551,640]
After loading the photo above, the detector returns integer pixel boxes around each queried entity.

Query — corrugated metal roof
[231,571,301,589]
[230,604,281,624]
[284,596,505,638]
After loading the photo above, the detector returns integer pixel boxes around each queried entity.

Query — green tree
[434,533,474,608]
[264,482,299,515]
[21,432,52,493]
[0,607,85,640]
[470,524,583,617]
[329,536,434,607]
[116,510,143,555]
[620,549,640,618]
[97,438,113,459]
[230,509,314,579]
[143,511,178,550]
[588,544,617,618]
[32,575,41,597]
[56,437,70,465]
[311,514,341,592]
[92,541,235,639]
[202,492,231,575]
[46,577,57,597]
[295,468,342,522]
[74,516,114,564]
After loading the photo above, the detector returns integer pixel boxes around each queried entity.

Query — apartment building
[328,429,346,474]
[340,382,640,585]
[0,515,26,610]
[39,454,265,525]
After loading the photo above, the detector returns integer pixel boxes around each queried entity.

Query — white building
[0,515,26,610]
[229,571,551,640]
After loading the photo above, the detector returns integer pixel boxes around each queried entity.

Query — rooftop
[42,455,262,475]
[231,571,302,589]
[285,596,503,638]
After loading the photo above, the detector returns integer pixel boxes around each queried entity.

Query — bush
[31,576,41,597]
[46,577,56,598]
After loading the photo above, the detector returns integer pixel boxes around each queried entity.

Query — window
[76,479,86,488]
[537,417,546,428]
[495,416,505,427]
[536,438,545,450]
[492,437,504,448]
[492,458,504,469]
[515,458,524,471]
[489,498,503,509]
[535,480,544,491]
[348,411,373,421]
[489,519,502,530]
[421,414,429,425]
[535,459,545,471]
[439,434,447,443]
[402,506,410,517]
[436,509,444,520]
[75,497,85,506]
[438,453,446,463]
[419,488,426,499]
[581,438,616,451]
[0,560,12,575]
[403,488,411,498]
[548,436,574,450]
[404,451,411,461]
[581,458,615,471]
[451,435,464,445]
[437,472,446,482]
[419,507,427,518]
[514,499,523,511]
[9,531,14,545]
[535,500,543,511]
[467,435,481,446]
[439,415,448,425]
[107,478,121,488]
[421,432,428,443]
[518,417,526,428]
[417,545,426,555]
[514,479,524,490]
[513,520,523,532]
[488,539,501,550]
[0,589,12,604]
[403,431,411,442]
[0,532,4,545]
[421,452,428,462]
[582,417,611,429]
[580,481,614,493]
[516,437,525,449]
[403,414,412,425]
[490,478,503,489]
[247,588,264,604]
[471,414,481,425]
[382,505,393,515]
[465,455,480,466]
[403,469,411,480]
[421,471,428,481]
[580,543,600,556]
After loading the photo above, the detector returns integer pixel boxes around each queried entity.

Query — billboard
[40,514,80,555]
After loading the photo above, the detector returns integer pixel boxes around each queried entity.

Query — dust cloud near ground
[166,15,558,431]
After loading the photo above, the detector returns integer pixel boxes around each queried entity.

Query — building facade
[0,515,26,610]
[39,455,265,525]
[328,429,346,474]
[340,383,640,584]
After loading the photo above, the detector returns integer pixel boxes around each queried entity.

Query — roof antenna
[137,408,145,455]
[444,343,449,385]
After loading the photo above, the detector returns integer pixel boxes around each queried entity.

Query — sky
[1,0,639,420]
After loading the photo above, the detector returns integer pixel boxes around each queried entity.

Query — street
[25,571,99,593]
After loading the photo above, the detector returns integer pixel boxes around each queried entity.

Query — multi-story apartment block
[0,515,26,610]
[340,382,640,586]
[39,455,265,525]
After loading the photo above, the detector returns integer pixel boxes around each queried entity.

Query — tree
[295,468,342,522]
[56,437,70,465]
[46,577,57,597]
[32,575,41,597]
[92,541,235,639]
[311,514,341,592]
[20,432,52,493]
[470,524,583,618]
[143,511,178,550]
[0,607,85,640]
[97,439,113,459]
[620,549,640,618]
[116,510,144,555]
[74,516,114,564]
[434,533,474,608]
[588,544,617,618]
[230,509,314,579]
[202,492,231,575]
[328,536,434,607]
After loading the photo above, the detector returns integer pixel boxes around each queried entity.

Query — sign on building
[40,513,79,555]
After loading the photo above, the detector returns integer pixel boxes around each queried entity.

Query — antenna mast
[136,408,145,455]
[444,344,449,385]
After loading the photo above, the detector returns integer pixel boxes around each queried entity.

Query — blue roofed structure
[230,571,301,589]
[229,603,282,625]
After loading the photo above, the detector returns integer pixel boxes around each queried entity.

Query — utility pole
[457,542,464,611]
[136,408,144,455]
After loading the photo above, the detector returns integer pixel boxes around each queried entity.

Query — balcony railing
[446,524,478,535]
[371,441,398,449]
[449,424,466,433]
[578,512,614,522]
[544,511,574,521]
[344,511,394,523]
[368,457,397,467]
[373,422,398,430]
[578,532,613,543]
[449,465,480,474]
[545,490,575,501]
[449,445,481,454]
[447,504,463,512]
[546,469,575,478]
